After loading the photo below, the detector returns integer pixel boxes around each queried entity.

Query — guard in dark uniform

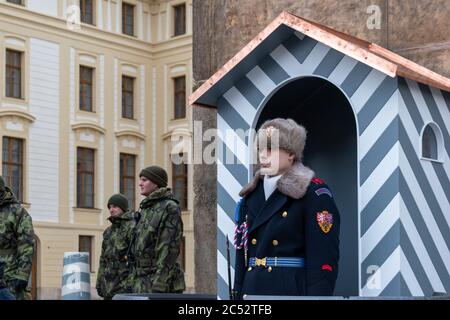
[233,118,340,299]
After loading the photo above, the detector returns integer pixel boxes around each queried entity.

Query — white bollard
[61,252,91,300]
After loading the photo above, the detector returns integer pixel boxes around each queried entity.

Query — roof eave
[189,11,450,107]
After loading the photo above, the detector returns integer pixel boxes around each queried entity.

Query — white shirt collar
[263,174,282,200]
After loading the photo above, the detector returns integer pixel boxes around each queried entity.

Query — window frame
[6,0,24,5]
[120,153,136,210]
[2,136,24,202]
[79,65,95,112]
[171,153,188,211]
[173,75,186,119]
[121,75,135,120]
[78,235,94,273]
[80,0,95,25]
[122,2,135,37]
[77,147,96,208]
[5,49,23,100]
[173,3,186,37]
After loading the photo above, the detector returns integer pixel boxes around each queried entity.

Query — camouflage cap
[139,165,168,187]
[107,193,128,212]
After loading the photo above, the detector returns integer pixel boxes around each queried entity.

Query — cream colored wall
[33,222,105,299]
[0,0,194,299]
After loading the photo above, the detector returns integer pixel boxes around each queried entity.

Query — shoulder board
[311,177,325,185]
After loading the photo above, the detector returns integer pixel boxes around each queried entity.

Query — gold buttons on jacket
[282,211,288,218]
[247,267,252,272]
[251,238,257,245]
[272,240,279,246]
[267,266,273,272]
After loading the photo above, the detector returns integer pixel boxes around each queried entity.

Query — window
[122,2,135,36]
[5,49,22,99]
[173,76,186,119]
[422,126,437,159]
[79,66,94,112]
[79,235,94,272]
[172,154,187,211]
[80,0,94,25]
[120,153,136,210]
[421,123,443,162]
[173,3,186,37]
[77,147,95,208]
[122,76,134,119]
[7,0,23,5]
[2,137,24,202]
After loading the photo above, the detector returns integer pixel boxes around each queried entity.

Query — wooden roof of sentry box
[189,11,450,107]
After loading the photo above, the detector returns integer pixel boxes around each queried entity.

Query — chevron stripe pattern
[216,32,450,299]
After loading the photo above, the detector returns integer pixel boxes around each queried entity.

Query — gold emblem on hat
[265,126,276,138]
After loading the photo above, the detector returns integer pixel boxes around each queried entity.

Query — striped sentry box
[190,12,450,299]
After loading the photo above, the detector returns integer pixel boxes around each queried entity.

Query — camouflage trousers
[128,269,185,294]
[6,282,32,300]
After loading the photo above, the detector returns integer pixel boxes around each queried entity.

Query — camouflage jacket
[130,188,185,293]
[0,261,6,289]
[0,188,35,288]
[96,210,135,299]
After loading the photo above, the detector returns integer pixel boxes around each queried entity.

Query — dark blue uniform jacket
[234,163,340,298]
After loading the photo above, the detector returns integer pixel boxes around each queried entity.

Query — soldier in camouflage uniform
[129,166,185,293]
[0,176,35,300]
[96,194,135,299]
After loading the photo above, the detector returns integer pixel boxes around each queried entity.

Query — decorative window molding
[0,109,36,123]
[122,64,138,75]
[72,122,106,135]
[115,129,146,141]
[79,54,97,66]
[170,64,186,75]
[4,36,26,49]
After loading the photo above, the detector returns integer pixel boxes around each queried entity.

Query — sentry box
[190,11,450,299]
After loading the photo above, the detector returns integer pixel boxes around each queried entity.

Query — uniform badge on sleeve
[316,211,333,233]
[315,187,333,198]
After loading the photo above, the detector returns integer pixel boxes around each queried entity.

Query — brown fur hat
[256,118,307,162]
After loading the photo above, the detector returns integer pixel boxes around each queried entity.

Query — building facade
[0,0,194,299]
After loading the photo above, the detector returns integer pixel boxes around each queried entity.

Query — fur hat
[256,118,307,162]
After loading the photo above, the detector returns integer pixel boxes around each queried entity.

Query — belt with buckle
[249,257,305,268]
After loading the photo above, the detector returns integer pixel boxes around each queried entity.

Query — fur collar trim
[239,162,315,199]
